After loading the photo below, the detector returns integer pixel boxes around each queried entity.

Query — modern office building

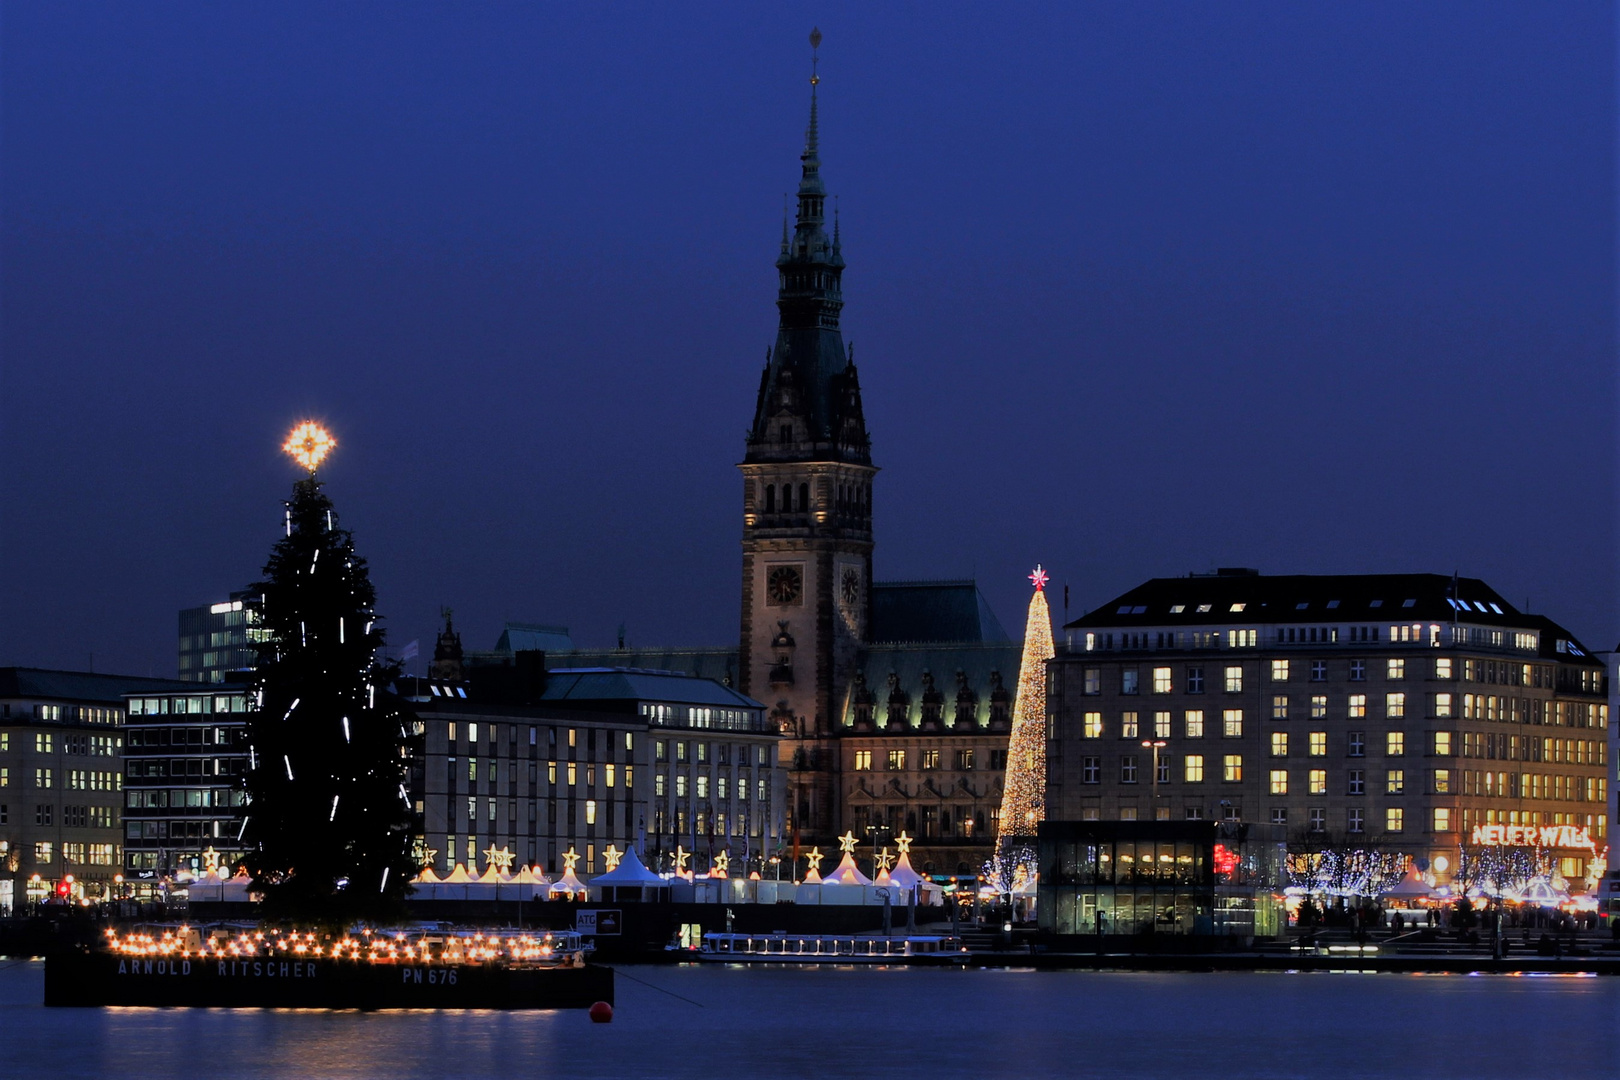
[178,590,266,683]
[1047,571,1609,889]
[0,668,189,912]
[406,655,786,878]
[120,682,253,891]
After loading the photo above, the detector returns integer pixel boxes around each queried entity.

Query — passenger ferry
[697,932,965,964]
[45,924,613,1009]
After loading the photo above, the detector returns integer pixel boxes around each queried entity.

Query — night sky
[2,3,1614,677]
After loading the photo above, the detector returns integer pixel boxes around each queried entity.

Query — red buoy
[588,1001,613,1023]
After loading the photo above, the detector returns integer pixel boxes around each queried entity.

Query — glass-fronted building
[1036,820,1285,943]
[178,592,262,684]
[122,685,252,892]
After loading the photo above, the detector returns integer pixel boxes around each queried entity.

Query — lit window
[585,800,597,825]
[1433,769,1451,794]
[1184,710,1205,738]
[922,750,941,770]
[1387,659,1405,681]
[1435,658,1453,679]
[1230,603,1246,612]
[1152,667,1172,694]
[1268,770,1288,795]
[1271,660,1289,682]
[854,750,872,771]
[1271,695,1289,720]
[1386,693,1405,718]
[1270,732,1288,757]
[1309,732,1326,757]
[1435,693,1453,719]
[1121,712,1140,739]
[1224,666,1243,693]
[1153,711,1172,739]
[1223,755,1243,782]
[1309,769,1327,795]
[1083,713,1103,739]
[1432,731,1452,756]
[1386,808,1404,833]
[1311,696,1328,719]
[1433,807,1452,832]
[887,750,906,771]
[1348,694,1367,718]
[1184,755,1204,782]
[1222,710,1243,738]
[1386,732,1405,756]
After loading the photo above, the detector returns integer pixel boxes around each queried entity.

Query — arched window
[765,484,775,513]
[799,483,810,513]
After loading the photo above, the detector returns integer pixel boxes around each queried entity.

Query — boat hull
[44,949,613,1010]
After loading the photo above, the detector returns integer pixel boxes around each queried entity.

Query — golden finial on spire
[809,27,821,85]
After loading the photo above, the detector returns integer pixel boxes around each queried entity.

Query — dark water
[2,959,1616,1079]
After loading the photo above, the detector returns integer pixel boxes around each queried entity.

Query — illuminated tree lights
[242,466,420,924]
[990,567,1055,890]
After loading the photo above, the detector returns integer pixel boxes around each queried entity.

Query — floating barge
[45,926,613,1010]
[697,932,965,964]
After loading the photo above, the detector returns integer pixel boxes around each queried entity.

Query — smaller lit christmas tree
[990,566,1055,891]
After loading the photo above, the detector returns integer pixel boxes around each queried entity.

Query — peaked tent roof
[822,852,872,886]
[589,846,666,887]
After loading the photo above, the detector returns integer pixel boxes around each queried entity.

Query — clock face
[767,565,803,606]
[841,567,860,607]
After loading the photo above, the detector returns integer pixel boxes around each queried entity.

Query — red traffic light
[55,881,71,897]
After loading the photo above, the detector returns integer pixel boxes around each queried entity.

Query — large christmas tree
[241,424,419,923]
[991,565,1055,890]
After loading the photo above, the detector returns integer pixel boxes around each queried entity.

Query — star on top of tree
[838,831,859,854]
[561,847,580,874]
[672,845,691,873]
[1029,564,1049,591]
[484,845,515,873]
[805,847,824,873]
[603,844,624,871]
[894,830,914,856]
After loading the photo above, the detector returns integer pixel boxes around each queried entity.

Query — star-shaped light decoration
[894,830,914,856]
[561,847,580,874]
[201,846,221,874]
[672,845,691,873]
[875,847,895,873]
[1029,564,1049,592]
[713,851,730,877]
[603,844,624,871]
[838,831,859,854]
[805,847,825,874]
[484,845,515,873]
[282,421,336,473]
[414,842,439,870]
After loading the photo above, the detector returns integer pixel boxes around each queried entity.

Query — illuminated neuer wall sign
[1470,824,1595,851]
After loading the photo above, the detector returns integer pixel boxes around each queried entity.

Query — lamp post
[1141,739,1167,818]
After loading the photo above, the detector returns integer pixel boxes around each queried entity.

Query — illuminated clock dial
[767,565,803,605]
[841,568,860,607]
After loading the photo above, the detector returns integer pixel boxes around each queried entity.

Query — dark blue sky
[2,3,1614,676]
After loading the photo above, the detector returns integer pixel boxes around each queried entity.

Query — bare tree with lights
[240,424,420,923]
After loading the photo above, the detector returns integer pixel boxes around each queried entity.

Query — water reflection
[3,961,1617,1079]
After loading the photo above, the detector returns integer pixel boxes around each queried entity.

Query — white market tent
[588,847,670,903]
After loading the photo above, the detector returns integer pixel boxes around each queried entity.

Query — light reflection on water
[3,959,1617,1079]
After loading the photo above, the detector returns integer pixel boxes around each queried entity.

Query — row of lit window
[851,748,1009,772]
[4,840,118,865]
[653,774,771,802]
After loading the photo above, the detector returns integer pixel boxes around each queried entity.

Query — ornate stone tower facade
[739,47,874,845]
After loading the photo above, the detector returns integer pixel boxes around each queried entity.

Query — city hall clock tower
[739,35,874,845]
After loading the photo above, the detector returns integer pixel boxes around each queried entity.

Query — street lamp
[1141,739,1167,816]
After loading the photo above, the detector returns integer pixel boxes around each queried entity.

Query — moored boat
[45,925,613,1009]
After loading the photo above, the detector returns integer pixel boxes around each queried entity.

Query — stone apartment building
[1047,571,1609,887]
